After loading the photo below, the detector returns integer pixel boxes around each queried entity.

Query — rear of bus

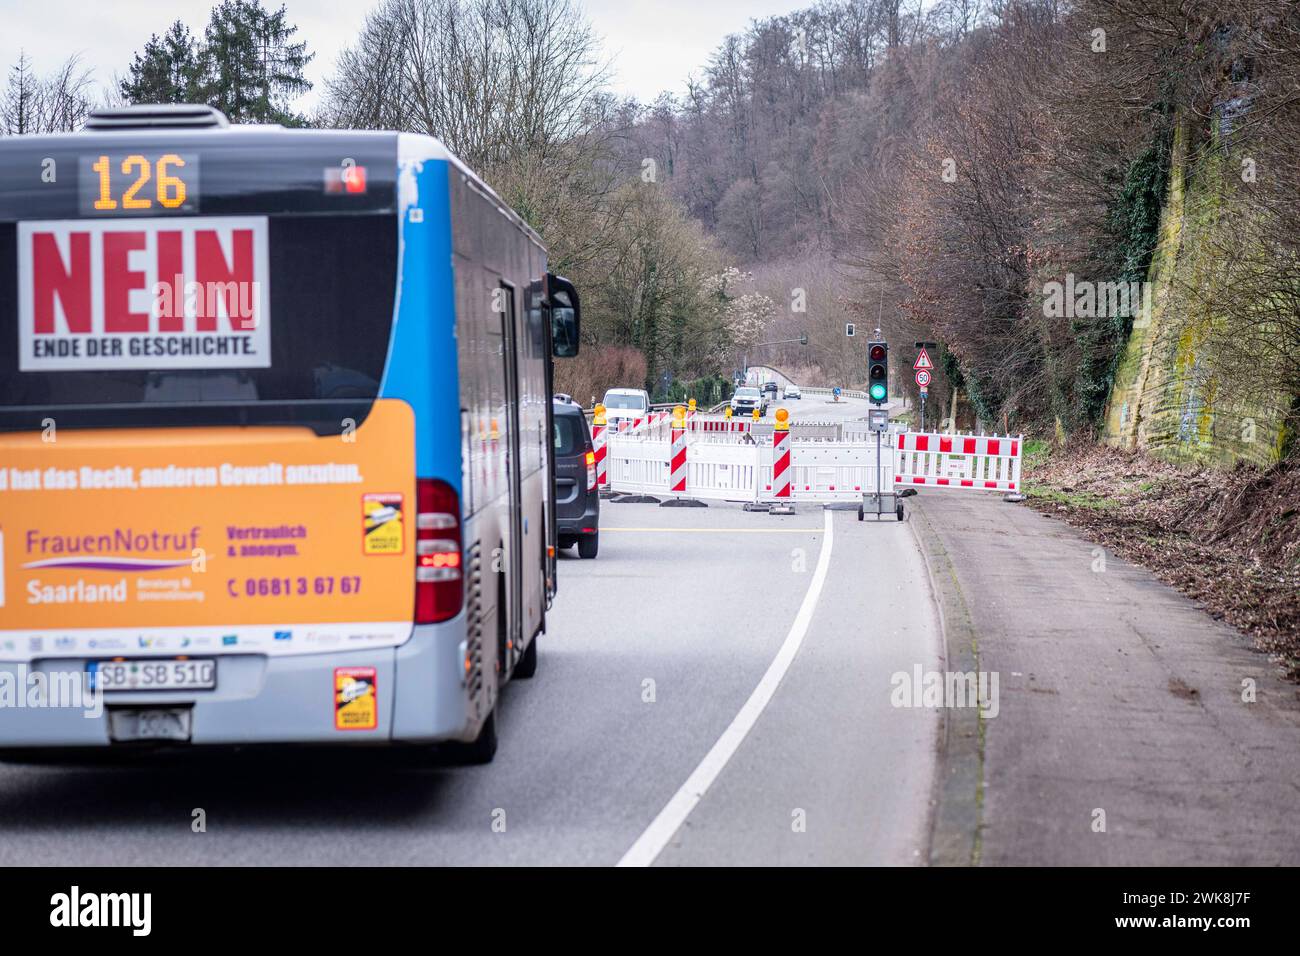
[0,107,486,752]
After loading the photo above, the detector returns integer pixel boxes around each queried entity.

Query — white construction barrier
[762,442,889,503]
[605,430,884,504]
[684,441,765,502]
[893,432,1022,492]
[602,409,1020,504]
[605,435,671,496]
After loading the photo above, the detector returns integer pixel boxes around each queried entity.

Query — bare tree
[1,52,39,134]
[1,52,95,134]
[39,54,96,132]
[322,0,610,171]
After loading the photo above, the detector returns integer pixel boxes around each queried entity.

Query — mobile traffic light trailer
[860,341,904,522]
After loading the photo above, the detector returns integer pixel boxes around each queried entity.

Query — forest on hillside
[5,0,1299,451]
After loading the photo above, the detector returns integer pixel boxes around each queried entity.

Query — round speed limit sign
[915,369,932,387]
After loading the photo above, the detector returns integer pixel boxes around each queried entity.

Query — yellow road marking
[600,527,821,533]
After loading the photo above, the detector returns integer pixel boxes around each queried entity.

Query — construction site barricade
[893,432,1022,492]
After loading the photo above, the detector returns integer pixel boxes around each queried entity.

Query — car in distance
[600,387,650,428]
[553,398,600,558]
[731,386,766,417]
[783,383,801,400]
[762,382,778,402]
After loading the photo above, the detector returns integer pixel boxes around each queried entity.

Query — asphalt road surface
[782,391,893,425]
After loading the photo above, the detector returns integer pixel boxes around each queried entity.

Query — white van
[601,387,651,426]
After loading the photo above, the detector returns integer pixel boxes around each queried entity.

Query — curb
[907,496,984,867]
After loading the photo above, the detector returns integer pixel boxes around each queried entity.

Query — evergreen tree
[120,22,204,105]
[120,2,312,125]
[202,0,312,125]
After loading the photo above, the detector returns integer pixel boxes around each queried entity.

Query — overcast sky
[0,0,810,111]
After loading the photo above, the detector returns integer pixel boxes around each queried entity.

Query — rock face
[1103,118,1293,467]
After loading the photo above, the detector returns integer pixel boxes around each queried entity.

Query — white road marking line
[616,507,836,867]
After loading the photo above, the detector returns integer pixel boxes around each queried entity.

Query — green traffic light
[869,383,887,402]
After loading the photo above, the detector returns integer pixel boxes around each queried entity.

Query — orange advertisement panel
[0,399,416,661]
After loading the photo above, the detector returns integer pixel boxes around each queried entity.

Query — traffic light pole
[861,338,903,522]
[876,427,882,507]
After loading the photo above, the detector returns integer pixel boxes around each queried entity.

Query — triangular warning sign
[913,348,934,371]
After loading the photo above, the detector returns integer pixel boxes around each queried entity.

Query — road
[0,396,949,866]
[784,390,892,424]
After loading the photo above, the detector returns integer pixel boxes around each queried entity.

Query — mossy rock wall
[1103,118,1292,466]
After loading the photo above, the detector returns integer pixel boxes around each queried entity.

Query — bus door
[498,281,524,665]
[530,277,557,601]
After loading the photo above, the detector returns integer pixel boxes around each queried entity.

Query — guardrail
[581,386,874,429]
[801,386,869,401]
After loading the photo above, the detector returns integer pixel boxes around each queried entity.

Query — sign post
[913,347,935,432]
[914,368,931,430]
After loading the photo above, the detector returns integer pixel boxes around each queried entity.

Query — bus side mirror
[548,273,581,358]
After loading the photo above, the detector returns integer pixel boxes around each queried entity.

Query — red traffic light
[869,345,886,361]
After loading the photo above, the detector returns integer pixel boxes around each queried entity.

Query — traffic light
[867,341,888,404]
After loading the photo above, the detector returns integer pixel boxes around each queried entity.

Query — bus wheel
[445,710,497,765]
[514,634,538,679]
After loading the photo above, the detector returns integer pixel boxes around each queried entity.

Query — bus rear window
[0,214,397,433]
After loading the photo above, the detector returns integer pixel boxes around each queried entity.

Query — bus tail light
[415,478,463,624]
[585,450,597,491]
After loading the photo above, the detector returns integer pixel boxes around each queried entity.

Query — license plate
[108,708,193,742]
[88,658,217,692]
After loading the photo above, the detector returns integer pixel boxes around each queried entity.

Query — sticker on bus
[362,493,404,555]
[0,399,417,661]
[335,666,378,730]
[17,217,271,371]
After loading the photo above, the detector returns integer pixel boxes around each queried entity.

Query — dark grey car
[553,398,600,558]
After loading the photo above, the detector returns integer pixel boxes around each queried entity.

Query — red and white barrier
[893,432,1022,491]
[669,419,688,495]
[691,418,754,434]
[591,417,608,489]
[603,413,1023,504]
[772,424,791,499]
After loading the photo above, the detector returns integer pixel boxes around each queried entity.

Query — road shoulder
[910,490,1300,865]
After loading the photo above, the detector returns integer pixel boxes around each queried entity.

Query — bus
[0,104,580,763]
